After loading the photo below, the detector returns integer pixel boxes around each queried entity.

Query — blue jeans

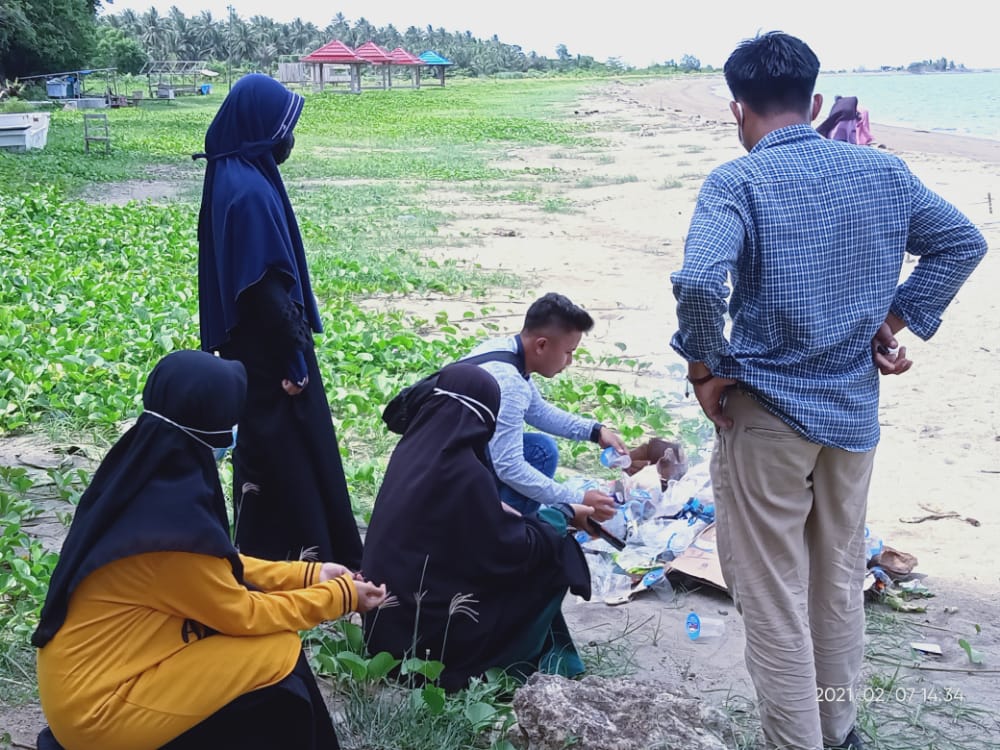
[497,432,559,516]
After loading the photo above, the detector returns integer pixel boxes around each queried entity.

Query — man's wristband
[589,423,604,443]
[686,372,714,386]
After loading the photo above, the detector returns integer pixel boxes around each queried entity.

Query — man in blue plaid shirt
[671,32,986,750]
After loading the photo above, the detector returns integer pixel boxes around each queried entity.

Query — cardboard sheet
[667,522,728,592]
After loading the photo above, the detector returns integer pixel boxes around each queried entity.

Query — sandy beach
[420,73,1000,588]
[391,73,1000,727]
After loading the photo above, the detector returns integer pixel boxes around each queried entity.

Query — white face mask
[734,102,746,149]
[144,409,238,461]
[431,387,496,426]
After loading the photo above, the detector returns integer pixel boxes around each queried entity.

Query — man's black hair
[523,293,594,334]
[724,31,820,117]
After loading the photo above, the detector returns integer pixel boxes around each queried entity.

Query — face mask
[144,410,237,460]
[734,102,746,150]
[213,425,238,463]
[272,133,294,165]
[431,387,496,426]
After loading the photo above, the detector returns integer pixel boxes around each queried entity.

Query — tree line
[2,2,711,83]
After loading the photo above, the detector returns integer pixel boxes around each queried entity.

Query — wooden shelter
[140,61,216,99]
[353,41,394,89]
[19,68,125,106]
[388,47,424,89]
[300,41,365,93]
[418,51,453,86]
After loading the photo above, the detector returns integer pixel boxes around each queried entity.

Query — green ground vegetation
[0,79,707,749]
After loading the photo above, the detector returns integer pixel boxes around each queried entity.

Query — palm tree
[350,17,376,47]
[139,8,173,61]
[403,26,424,49]
[117,9,141,37]
[167,6,196,59]
[326,12,349,43]
[228,16,257,67]
[191,11,222,60]
[287,18,315,55]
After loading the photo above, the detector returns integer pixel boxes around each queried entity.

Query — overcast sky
[100,0,1000,71]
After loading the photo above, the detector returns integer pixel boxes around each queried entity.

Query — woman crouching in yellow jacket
[33,350,385,750]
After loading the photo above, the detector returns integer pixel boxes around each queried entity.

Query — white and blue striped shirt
[671,124,986,451]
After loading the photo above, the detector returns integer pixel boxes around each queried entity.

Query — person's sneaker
[826,727,865,750]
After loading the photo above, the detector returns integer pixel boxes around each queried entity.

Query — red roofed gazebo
[300,40,364,93]
[353,41,394,89]
[389,47,424,89]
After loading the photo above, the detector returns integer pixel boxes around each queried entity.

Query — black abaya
[196,74,362,568]
[362,364,590,691]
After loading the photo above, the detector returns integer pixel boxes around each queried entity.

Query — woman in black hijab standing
[196,74,362,568]
[362,363,592,691]
[33,350,386,750]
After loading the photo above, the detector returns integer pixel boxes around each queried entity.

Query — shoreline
[619,75,1000,163]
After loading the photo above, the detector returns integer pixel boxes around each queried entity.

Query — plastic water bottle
[665,518,708,557]
[864,525,883,562]
[686,612,725,641]
[600,445,631,470]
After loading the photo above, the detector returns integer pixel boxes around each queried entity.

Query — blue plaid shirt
[671,125,986,451]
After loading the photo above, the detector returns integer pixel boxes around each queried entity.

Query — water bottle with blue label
[600,445,631,470]
[864,525,883,562]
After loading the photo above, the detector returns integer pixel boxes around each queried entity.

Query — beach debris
[910,641,943,656]
[958,638,985,665]
[885,593,927,613]
[899,503,981,527]
[604,566,669,606]
[870,547,918,579]
[899,580,934,597]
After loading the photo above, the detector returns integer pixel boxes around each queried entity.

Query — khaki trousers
[712,389,873,749]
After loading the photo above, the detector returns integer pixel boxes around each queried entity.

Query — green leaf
[401,657,446,682]
[339,620,365,654]
[365,651,401,681]
[957,638,985,665]
[420,684,446,714]
[335,651,369,681]
[464,701,497,729]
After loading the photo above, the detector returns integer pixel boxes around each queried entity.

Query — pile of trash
[569,438,926,612]
[567,439,715,606]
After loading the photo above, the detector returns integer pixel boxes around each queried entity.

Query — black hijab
[32,350,247,648]
[196,73,321,352]
[363,364,590,687]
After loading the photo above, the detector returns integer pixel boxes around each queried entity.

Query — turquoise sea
[715,70,1000,141]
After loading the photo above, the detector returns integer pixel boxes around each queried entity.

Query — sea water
[815,70,1000,141]
[714,70,1000,141]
